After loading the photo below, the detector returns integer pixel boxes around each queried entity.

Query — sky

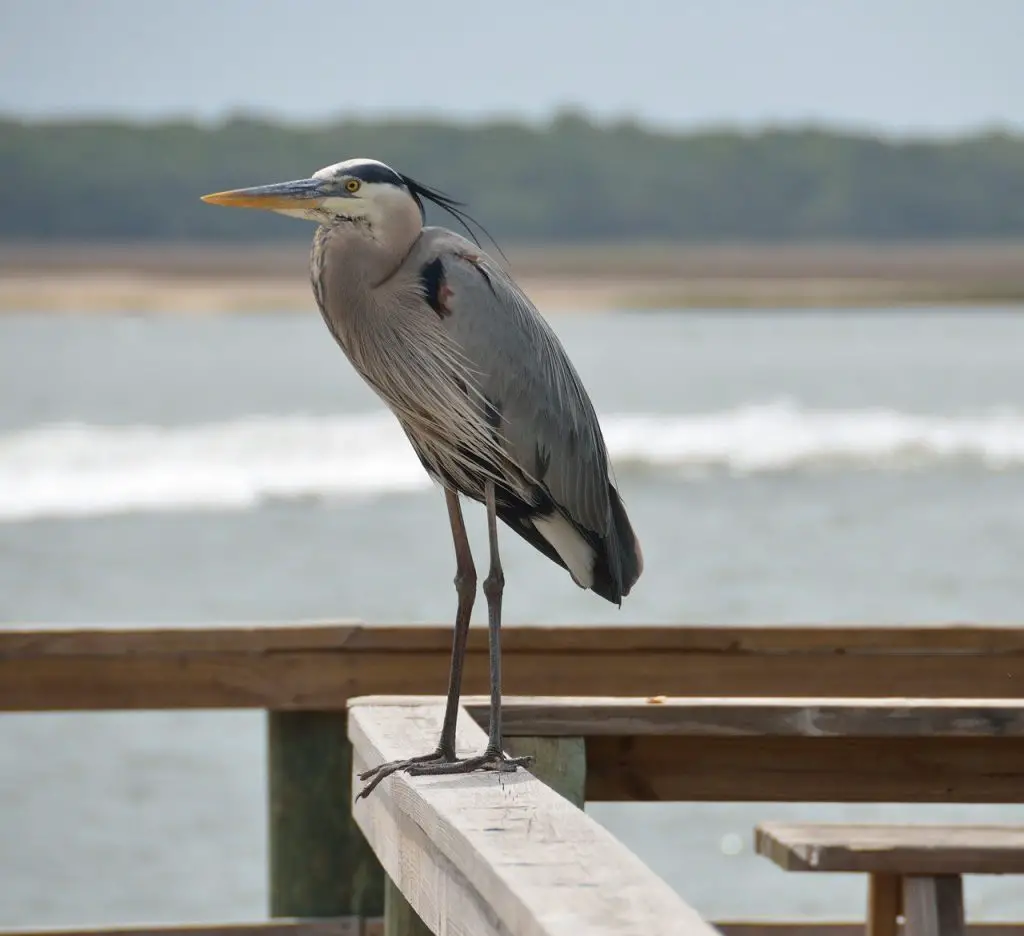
[1,0,1022,136]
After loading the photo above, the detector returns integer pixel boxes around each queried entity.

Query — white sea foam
[3,401,1024,522]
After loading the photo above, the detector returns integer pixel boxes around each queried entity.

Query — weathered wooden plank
[268,713,384,919]
[0,923,373,936]
[756,822,1024,874]
[470,696,1024,738]
[10,922,1024,936]
[5,623,1024,711]
[585,736,1024,802]
[349,700,719,936]
[713,926,1024,936]
[867,873,902,936]
[8,623,1024,657]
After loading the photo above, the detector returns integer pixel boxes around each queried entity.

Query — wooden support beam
[0,924,376,936]
[348,700,718,936]
[584,735,1024,802]
[268,713,384,921]
[903,876,966,936]
[504,736,587,809]
[7,922,1024,936]
[469,696,1024,738]
[713,926,1024,936]
[6,623,1024,711]
[867,874,902,936]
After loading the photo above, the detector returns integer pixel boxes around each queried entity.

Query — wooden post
[506,736,587,809]
[903,876,965,936]
[867,873,902,936]
[268,711,385,922]
[384,878,432,936]
[381,736,586,936]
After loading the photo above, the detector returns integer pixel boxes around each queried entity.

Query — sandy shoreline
[3,242,1024,312]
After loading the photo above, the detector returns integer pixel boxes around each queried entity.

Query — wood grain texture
[9,922,1024,936]
[349,701,719,936]
[867,874,902,936]
[756,823,1024,873]
[0,923,371,936]
[585,736,1024,802]
[713,926,1024,936]
[464,696,1024,738]
[5,623,1024,711]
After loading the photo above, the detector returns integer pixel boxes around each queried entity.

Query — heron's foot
[356,748,455,800]
[406,748,533,779]
[356,747,534,800]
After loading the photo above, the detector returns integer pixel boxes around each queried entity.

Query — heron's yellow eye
[344,179,361,193]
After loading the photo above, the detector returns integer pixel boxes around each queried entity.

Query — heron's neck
[311,221,422,370]
[315,219,414,287]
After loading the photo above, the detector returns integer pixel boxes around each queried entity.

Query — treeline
[2,112,1024,243]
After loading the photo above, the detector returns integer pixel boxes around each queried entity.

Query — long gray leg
[355,489,477,799]
[481,479,506,755]
[436,488,477,756]
[405,479,531,779]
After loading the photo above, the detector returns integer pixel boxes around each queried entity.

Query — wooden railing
[4,622,1024,934]
[5,622,1024,711]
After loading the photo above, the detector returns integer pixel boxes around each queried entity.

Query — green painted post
[384,878,433,936]
[506,736,587,809]
[268,710,385,924]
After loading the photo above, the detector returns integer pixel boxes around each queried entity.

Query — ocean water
[3,307,1024,924]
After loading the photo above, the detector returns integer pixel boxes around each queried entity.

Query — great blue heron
[202,158,642,797]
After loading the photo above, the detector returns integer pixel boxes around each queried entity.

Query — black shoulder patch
[419,257,451,317]
[458,250,499,297]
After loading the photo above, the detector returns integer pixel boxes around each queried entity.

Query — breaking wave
[3,401,1024,521]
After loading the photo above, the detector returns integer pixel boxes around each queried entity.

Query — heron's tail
[498,482,642,606]
[590,484,643,606]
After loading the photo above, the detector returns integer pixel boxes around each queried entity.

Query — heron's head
[201,158,470,236]
[202,158,494,256]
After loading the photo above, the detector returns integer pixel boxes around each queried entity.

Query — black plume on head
[400,174,505,261]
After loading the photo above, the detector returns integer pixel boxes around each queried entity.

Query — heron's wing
[411,228,613,539]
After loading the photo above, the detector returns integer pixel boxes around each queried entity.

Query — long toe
[358,748,453,782]
[405,751,533,778]
[356,749,454,800]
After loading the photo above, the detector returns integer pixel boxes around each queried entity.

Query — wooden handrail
[6,625,1024,933]
[343,696,1024,803]
[348,698,720,936]
[449,695,1024,737]
[4,622,1024,711]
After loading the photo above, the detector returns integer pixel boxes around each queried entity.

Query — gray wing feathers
[414,228,614,538]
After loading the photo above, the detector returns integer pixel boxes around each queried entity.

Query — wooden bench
[756,823,1024,936]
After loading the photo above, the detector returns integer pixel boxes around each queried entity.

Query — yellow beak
[200,178,324,210]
